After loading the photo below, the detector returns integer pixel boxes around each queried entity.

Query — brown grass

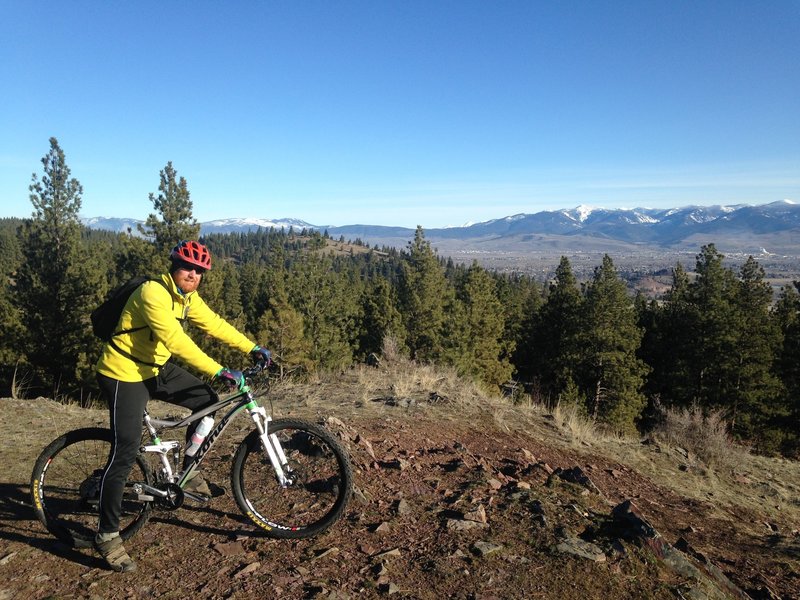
[651,401,742,471]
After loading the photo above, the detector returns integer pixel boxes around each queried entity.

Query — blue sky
[1,1,798,228]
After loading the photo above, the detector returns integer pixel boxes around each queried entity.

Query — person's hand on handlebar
[215,368,246,392]
[250,345,272,367]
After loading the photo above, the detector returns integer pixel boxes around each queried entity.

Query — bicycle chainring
[154,482,185,510]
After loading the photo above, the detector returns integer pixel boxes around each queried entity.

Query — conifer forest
[2,138,799,456]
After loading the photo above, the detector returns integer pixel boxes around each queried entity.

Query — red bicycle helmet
[170,240,212,270]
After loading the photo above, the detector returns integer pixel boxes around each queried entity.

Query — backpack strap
[108,277,176,369]
[109,338,165,368]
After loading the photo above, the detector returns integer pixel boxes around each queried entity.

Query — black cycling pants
[96,362,219,534]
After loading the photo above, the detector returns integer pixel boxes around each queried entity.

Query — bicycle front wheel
[231,418,353,539]
[30,427,153,548]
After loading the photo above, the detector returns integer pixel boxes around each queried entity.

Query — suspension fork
[247,404,293,487]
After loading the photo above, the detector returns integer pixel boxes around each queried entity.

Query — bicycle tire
[231,418,353,539]
[30,427,153,549]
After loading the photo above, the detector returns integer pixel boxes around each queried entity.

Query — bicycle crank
[133,482,185,510]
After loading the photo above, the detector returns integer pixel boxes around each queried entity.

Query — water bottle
[185,416,214,457]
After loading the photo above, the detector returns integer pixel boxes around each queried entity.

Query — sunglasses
[175,260,207,275]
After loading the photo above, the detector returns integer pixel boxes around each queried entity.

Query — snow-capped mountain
[81,217,315,236]
[81,200,800,254]
[200,217,315,234]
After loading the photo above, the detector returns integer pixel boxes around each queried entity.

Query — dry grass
[549,402,602,446]
[10,362,32,400]
[651,402,742,471]
[268,339,492,424]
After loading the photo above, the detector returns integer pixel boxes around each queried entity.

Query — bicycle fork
[247,405,294,487]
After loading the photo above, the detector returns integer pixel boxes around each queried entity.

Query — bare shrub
[652,401,738,469]
[380,334,405,365]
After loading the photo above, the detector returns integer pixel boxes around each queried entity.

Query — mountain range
[82,200,800,256]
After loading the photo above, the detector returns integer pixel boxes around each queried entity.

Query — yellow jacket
[96,273,255,382]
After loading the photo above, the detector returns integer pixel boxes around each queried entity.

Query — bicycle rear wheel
[231,418,353,539]
[30,427,153,548]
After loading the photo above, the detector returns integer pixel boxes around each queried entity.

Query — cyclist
[94,240,271,572]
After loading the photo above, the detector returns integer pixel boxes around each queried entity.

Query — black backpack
[91,276,162,341]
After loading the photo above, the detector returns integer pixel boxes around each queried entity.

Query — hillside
[1,360,799,599]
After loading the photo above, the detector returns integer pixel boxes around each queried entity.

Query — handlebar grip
[242,362,267,378]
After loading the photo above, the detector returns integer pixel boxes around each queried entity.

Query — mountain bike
[30,362,353,548]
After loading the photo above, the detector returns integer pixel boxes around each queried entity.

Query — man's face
[171,260,206,293]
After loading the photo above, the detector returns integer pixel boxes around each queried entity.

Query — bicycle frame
[134,379,292,503]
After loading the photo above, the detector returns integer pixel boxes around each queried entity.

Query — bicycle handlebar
[215,360,269,395]
[242,360,269,380]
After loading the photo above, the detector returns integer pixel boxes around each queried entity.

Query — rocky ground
[1,365,799,599]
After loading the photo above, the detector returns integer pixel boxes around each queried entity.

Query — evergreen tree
[689,244,740,410]
[113,233,161,283]
[358,277,404,360]
[775,282,800,455]
[501,274,542,380]
[287,254,358,371]
[138,162,200,253]
[450,262,514,388]
[642,262,697,406]
[217,260,245,321]
[0,220,23,280]
[256,274,312,378]
[397,226,451,361]
[0,223,24,389]
[528,256,584,404]
[14,138,106,397]
[0,290,24,395]
[730,256,784,447]
[581,255,649,432]
[239,260,270,333]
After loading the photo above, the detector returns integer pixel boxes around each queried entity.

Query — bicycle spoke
[31,428,152,547]
[232,419,352,538]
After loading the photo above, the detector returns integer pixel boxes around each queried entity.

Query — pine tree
[528,256,584,404]
[358,277,404,360]
[14,138,106,397]
[581,255,649,433]
[502,274,542,381]
[239,260,270,333]
[775,282,800,455]
[287,254,358,371]
[450,262,514,388]
[256,274,312,378]
[138,162,200,253]
[643,262,698,406]
[397,226,452,362]
[0,223,24,385]
[730,256,784,447]
[188,260,250,369]
[689,244,741,410]
[112,233,161,283]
